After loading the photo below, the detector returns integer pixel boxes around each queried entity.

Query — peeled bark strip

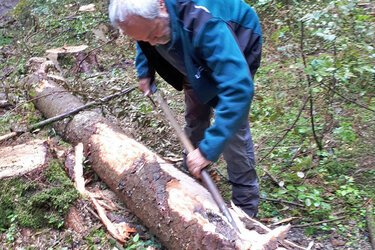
[30,58,305,249]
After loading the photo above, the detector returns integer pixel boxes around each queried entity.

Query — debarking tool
[149,83,240,233]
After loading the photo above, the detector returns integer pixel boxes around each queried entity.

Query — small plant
[122,233,162,250]
[0,161,79,230]
[5,215,18,244]
[333,123,356,144]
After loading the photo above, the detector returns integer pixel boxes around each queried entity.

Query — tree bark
[30,58,303,250]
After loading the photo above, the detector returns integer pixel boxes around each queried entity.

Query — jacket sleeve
[195,20,257,162]
[135,42,153,79]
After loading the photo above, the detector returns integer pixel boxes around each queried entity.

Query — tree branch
[300,21,322,151]
[321,82,375,113]
[259,95,310,163]
[0,87,136,142]
[292,216,346,228]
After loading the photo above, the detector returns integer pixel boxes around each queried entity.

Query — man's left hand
[186,148,212,178]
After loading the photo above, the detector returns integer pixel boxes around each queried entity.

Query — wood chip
[46,45,88,54]
[78,4,96,12]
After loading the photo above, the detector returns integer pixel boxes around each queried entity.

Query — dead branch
[84,205,101,221]
[8,90,71,114]
[0,87,136,143]
[28,86,136,131]
[292,216,346,228]
[259,95,310,163]
[257,95,311,190]
[361,196,374,209]
[77,39,115,70]
[0,131,18,143]
[272,217,302,226]
[321,82,375,113]
[7,89,88,114]
[367,200,375,249]
[300,21,322,151]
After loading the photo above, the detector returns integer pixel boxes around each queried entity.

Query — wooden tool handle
[154,90,240,232]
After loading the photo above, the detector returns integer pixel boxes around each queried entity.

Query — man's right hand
[139,77,152,96]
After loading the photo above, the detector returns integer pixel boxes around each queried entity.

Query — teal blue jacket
[136,0,262,162]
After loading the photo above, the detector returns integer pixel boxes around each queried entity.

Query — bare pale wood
[0,139,48,179]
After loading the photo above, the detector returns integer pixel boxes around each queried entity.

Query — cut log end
[0,139,49,179]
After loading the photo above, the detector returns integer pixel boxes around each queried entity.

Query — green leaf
[133,233,140,242]
[298,193,306,200]
[305,227,316,235]
[305,198,312,206]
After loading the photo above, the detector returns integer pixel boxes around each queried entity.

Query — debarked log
[30,58,304,250]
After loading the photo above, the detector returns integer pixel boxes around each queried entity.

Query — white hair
[109,0,166,26]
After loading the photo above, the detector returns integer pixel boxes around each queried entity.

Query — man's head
[109,0,171,46]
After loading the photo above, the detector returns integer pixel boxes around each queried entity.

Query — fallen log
[30,58,307,249]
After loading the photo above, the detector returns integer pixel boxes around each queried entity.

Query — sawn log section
[30,59,302,250]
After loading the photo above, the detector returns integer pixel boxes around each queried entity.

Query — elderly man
[109,0,262,217]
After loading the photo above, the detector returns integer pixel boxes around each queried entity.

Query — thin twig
[261,197,305,207]
[78,39,115,69]
[300,21,322,151]
[0,132,18,143]
[272,217,302,226]
[85,205,101,221]
[259,95,310,163]
[0,87,136,142]
[321,82,375,113]
[28,86,136,131]
[361,196,374,209]
[292,216,346,228]
[0,57,22,82]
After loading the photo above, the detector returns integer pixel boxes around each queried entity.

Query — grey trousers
[183,81,259,217]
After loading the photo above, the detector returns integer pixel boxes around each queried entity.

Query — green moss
[0,160,79,229]
[11,0,32,17]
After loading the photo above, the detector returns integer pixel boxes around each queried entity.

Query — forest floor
[1,1,374,249]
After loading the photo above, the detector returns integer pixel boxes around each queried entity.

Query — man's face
[119,15,171,46]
